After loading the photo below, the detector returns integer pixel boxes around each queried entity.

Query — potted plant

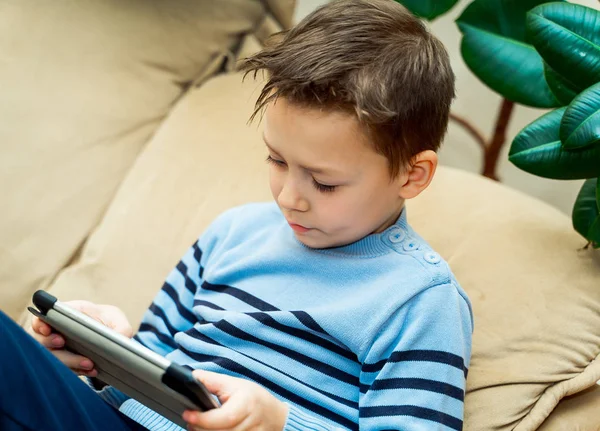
[395,0,600,247]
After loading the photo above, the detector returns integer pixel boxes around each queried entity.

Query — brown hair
[240,0,455,177]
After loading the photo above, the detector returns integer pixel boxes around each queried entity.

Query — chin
[296,236,324,249]
[295,233,352,250]
[294,234,328,249]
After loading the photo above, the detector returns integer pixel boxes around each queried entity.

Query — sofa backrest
[0,0,295,319]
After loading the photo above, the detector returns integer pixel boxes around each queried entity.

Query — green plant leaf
[456,0,562,108]
[527,3,600,96]
[544,61,581,105]
[509,107,600,179]
[561,82,600,150]
[597,174,600,212]
[572,178,600,245]
[394,0,459,20]
[589,218,600,248]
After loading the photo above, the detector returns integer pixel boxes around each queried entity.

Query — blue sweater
[98,202,473,431]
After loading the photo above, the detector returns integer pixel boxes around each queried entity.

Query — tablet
[28,290,218,428]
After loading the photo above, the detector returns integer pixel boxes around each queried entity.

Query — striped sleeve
[358,283,473,431]
[79,241,207,410]
[133,240,205,356]
[284,403,346,431]
[133,206,233,356]
[134,209,235,355]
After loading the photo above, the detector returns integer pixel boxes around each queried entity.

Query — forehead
[263,98,376,160]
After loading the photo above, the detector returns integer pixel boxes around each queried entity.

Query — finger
[28,330,95,375]
[184,410,231,430]
[52,350,95,373]
[192,370,235,399]
[31,316,52,337]
[183,408,243,430]
[81,369,99,378]
[27,321,64,350]
[33,332,66,350]
[183,394,247,430]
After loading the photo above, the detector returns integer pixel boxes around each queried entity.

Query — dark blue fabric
[0,309,147,431]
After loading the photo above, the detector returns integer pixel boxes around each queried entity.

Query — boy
[1,0,472,430]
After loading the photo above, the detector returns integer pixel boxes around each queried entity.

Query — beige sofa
[1,1,599,430]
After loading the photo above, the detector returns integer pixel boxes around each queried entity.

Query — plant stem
[483,98,515,181]
[447,98,516,182]
[449,113,487,150]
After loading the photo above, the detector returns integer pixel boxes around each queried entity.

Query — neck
[373,203,405,234]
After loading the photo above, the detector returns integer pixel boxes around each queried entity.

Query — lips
[287,221,310,233]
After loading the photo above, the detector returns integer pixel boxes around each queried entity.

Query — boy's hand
[28,300,133,377]
[184,370,289,431]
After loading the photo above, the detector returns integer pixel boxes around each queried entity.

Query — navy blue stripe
[179,345,357,428]
[192,242,202,263]
[360,405,462,431]
[148,303,179,337]
[213,320,358,386]
[362,378,464,401]
[161,282,196,324]
[193,299,225,311]
[191,300,357,363]
[175,261,199,295]
[362,350,468,377]
[136,323,178,350]
[193,299,357,363]
[201,281,279,311]
[183,328,358,409]
[291,310,329,336]
[246,311,357,362]
[132,334,145,346]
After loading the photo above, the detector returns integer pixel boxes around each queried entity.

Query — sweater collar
[299,208,410,258]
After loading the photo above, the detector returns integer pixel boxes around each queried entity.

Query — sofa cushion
[41,71,600,430]
[0,0,265,319]
[42,73,272,325]
[408,168,600,430]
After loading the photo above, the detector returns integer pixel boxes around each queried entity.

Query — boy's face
[263,98,406,249]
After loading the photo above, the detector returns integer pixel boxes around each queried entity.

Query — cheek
[315,193,360,224]
[269,168,282,198]
[326,188,376,223]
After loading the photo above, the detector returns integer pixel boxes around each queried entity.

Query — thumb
[99,305,133,338]
[192,370,235,400]
[64,301,132,338]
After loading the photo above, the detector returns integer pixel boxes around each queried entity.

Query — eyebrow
[263,135,343,176]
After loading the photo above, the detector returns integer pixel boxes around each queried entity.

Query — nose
[278,179,309,212]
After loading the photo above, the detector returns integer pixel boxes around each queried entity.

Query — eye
[265,155,286,167]
[312,179,337,193]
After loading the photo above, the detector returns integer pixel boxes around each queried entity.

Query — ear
[398,150,438,199]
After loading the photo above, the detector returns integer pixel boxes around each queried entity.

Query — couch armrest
[537,384,600,431]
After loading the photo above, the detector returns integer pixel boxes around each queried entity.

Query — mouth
[287,222,311,233]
